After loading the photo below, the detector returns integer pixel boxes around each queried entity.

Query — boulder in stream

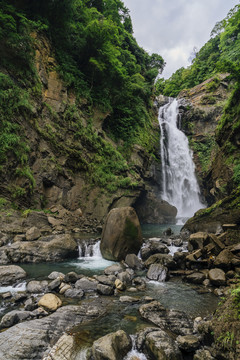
[91,329,132,360]
[0,265,27,286]
[100,207,142,261]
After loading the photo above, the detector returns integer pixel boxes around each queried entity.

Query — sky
[123,0,240,78]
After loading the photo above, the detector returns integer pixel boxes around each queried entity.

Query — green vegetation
[155,4,240,97]
[190,135,216,173]
[6,0,164,143]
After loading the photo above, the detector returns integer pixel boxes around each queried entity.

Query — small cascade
[124,335,147,360]
[78,240,101,258]
[158,98,205,221]
[77,239,115,270]
[0,282,27,294]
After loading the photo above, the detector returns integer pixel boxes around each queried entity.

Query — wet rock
[1,292,12,299]
[75,277,98,292]
[48,277,61,291]
[31,307,48,318]
[163,228,174,236]
[0,265,27,285]
[0,302,106,360]
[42,334,77,360]
[24,298,37,311]
[132,277,146,290]
[104,264,124,276]
[64,288,84,299]
[38,293,62,311]
[59,284,71,294]
[185,272,206,284]
[0,234,78,263]
[48,271,65,280]
[119,296,140,303]
[117,271,132,285]
[25,227,41,241]
[12,292,28,303]
[139,301,193,336]
[208,268,226,286]
[143,329,183,360]
[172,238,183,247]
[145,253,176,269]
[115,279,126,291]
[0,310,32,329]
[125,254,143,270]
[100,207,142,261]
[64,271,79,283]
[92,330,132,360]
[95,275,116,287]
[176,335,200,352]
[97,284,114,296]
[141,241,170,261]
[147,264,168,281]
[26,280,48,294]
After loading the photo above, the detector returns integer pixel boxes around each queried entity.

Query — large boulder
[0,301,106,360]
[38,294,62,311]
[100,207,142,261]
[0,265,27,286]
[91,330,131,360]
[0,234,78,263]
[208,268,226,286]
[142,328,183,360]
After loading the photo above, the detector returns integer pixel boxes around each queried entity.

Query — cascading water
[159,98,205,221]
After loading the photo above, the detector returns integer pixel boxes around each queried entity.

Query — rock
[193,349,214,360]
[214,249,233,270]
[115,279,126,291]
[0,234,78,263]
[163,228,174,236]
[1,292,12,299]
[48,271,65,280]
[95,275,116,287]
[26,227,41,241]
[31,307,48,318]
[48,277,61,291]
[209,268,226,286]
[147,264,168,281]
[64,271,79,283]
[125,254,143,270]
[185,272,206,284]
[143,329,183,360]
[38,293,62,311]
[119,296,140,303]
[64,288,84,299]
[100,207,143,261]
[75,277,98,292]
[139,301,193,336]
[59,284,71,294]
[188,232,209,251]
[92,330,132,360]
[24,298,37,311]
[145,253,176,269]
[0,265,27,285]
[141,242,170,261]
[13,234,25,242]
[97,284,114,296]
[132,277,146,290]
[176,335,200,352]
[42,334,76,360]
[117,271,132,285]
[27,280,48,293]
[0,302,106,360]
[104,264,124,276]
[0,310,32,329]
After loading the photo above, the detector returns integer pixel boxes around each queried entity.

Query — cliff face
[180,74,240,233]
[0,33,177,228]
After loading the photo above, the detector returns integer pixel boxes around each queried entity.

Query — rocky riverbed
[0,221,239,360]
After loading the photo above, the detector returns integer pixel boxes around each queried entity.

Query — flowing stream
[158,98,205,222]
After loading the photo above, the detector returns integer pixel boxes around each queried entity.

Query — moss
[124,218,138,239]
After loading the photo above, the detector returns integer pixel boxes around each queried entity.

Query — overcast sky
[123,0,239,78]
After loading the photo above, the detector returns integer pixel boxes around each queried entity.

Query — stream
[0,225,219,359]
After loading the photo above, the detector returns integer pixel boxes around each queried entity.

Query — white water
[0,282,26,294]
[76,240,115,270]
[124,335,147,360]
[159,98,205,220]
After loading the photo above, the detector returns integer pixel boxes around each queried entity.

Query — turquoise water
[141,223,183,238]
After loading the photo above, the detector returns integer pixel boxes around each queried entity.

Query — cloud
[123,0,239,78]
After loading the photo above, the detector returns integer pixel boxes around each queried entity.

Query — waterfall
[158,98,205,220]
